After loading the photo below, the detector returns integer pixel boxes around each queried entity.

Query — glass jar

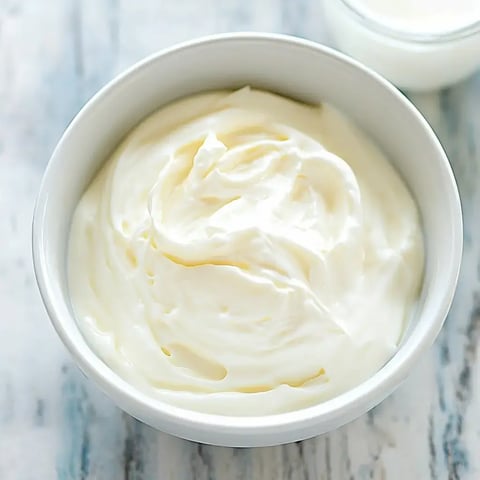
[324,0,480,91]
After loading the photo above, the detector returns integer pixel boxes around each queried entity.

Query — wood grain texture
[0,1,478,478]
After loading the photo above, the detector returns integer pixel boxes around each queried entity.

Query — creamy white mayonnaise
[68,87,423,415]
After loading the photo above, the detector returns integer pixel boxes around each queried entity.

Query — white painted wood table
[1,1,479,478]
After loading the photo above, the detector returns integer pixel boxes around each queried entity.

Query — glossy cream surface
[68,87,423,415]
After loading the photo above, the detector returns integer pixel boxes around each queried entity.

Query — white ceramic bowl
[32,33,462,447]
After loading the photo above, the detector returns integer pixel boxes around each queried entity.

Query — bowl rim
[32,32,463,439]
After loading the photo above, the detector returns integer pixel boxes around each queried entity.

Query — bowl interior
[33,34,462,446]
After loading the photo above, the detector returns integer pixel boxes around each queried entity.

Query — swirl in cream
[68,87,423,415]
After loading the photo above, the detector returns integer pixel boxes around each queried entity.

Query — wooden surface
[1,1,479,478]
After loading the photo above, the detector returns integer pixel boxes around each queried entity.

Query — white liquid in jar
[350,0,480,34]
[324,0,480,91]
